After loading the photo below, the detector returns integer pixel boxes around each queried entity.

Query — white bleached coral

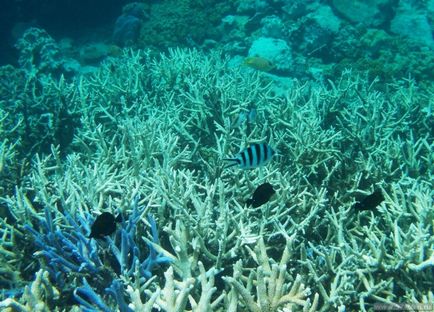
[224,237,318,312]
[0,270,59,312]
[0,48,432,311]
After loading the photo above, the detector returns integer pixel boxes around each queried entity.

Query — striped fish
[224,143,275,169]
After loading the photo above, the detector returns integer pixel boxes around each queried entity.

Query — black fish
[246,182,275,208]
[89,212,121,239]
[224,143,275,169]
[354,190,384,211]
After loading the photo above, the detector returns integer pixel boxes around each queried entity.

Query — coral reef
[0,48,432,311]
[139,0,233,48]
[0,269,59,312]
[331,0,393,26]
[2,0,434,308]
[216,0,433,91]
[328,28,434,89]
[113,2,147,47]
[224,237,318,312]
[390,1,434,47]
[0,63,80,202]
[15,28,63,75]
[247,37,293,73]
[14,27,82,78]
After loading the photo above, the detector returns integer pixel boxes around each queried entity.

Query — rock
[236,0,268,13]
[79,43,121,64]
[260,15,285,38]
[310,5,341,34]
[282,1,311,19]
[332,0,391,26]
[296,5,341,58]
[390,2,434,47]
[113,14,141,46]
[248,37,292,73]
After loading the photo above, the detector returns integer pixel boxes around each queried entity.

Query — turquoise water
[0,1,433,311]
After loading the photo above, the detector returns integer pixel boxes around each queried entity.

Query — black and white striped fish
[224,143,276,169]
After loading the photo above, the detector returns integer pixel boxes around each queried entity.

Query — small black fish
[246,182,275,208]
[354,190,384,211]
[89,212,122,239]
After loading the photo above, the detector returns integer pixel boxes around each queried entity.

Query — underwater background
[0,0,433,311]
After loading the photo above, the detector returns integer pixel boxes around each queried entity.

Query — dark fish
[354,190,384,211]
[246,182,275,208]
[224,143,275,169]
[89,212,121,239]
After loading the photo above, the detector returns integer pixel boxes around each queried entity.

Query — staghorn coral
[0,48,432,310]
[224,237,318,312]
[0,218,22,289]
[2,150,172,310]
[0,63,81,200]
[0,66,27,197]
[0,269,59,312]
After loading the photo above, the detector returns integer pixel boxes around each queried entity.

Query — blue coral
[74,278,113,312]
[107,199,172,278]
[24,196,171,310]
[24,208,102,286]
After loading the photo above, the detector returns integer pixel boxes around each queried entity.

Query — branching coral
[3,161,172,310]
[0,218,22,289]
[0,66,80,201]
[0,48,432,311]
[0,269,59,312]
[225,237,318,312]
[300,178,433,311]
